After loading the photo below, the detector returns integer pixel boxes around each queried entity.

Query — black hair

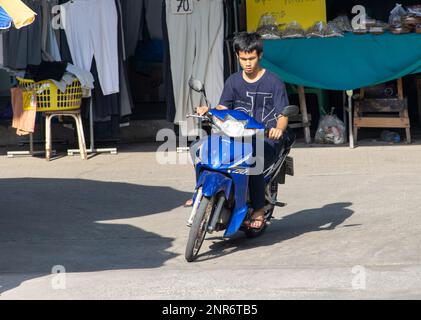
[233,32,263,55]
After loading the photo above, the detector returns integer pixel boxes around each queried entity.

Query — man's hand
[268,128,283,140]
[195,106,209,116]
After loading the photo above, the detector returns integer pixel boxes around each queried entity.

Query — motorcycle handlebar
[186,115,278,139]
[186,114,209,120]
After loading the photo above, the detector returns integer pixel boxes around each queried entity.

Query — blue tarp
[0,6,12,30]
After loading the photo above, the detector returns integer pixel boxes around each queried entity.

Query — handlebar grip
[264,129,270,137]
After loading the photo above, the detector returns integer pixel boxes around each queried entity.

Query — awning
[0,0,36,29]
[261,33,421,90]
[0,6,12,30]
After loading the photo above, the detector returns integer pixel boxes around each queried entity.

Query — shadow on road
[198,202,356,262]
[0,178,190,295]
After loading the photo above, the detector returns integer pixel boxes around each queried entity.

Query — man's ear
[259,53,263,60]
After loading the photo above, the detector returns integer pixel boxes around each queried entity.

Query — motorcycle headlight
[221,120,245,137]
[222,120,259,138]
[211,115,260,138]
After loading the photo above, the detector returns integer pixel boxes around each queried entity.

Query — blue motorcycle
[185,78,298,262]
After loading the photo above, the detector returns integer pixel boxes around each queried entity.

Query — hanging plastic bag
[281,21,305,39]
[406,5,421,17]
[256,13,281,39]
[330,15,353,33]
[315,108,346,144]
[306,21,326,38]
[389,3,407,26]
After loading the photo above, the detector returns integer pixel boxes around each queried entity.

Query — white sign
[172,0,193,15]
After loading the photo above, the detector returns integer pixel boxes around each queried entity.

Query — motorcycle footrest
[275,201,286,207]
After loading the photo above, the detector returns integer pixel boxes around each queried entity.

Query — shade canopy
[261,33,421,90]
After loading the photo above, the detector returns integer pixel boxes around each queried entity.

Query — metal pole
[346,90,354,149]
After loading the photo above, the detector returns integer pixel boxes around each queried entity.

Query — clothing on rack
[121,0,163,59]
[0,34,3,66]
[165,0,224,136]
[41,0,61,62]
[90,58,120,121]
[11,87,36,135]
[60,0,119,95]
[223,0,237,78]
[162,0,175,122]
[2,0,42,70]
[115,0,133,117]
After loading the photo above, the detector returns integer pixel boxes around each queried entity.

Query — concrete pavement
[0,141,421,299]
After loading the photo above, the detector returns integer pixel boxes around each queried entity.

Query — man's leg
[246,134,287,228]
[247,174,266,228]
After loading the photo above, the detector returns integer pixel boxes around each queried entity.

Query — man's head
[233,32,263,75]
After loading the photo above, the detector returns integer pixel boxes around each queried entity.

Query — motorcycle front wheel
[185,195,214,262]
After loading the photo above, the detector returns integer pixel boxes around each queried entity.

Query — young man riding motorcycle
[187,31,291,229]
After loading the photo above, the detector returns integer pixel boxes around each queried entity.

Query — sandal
[243,215,266,230]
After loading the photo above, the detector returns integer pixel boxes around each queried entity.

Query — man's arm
[196,104,228,116]
[268,115,288,140]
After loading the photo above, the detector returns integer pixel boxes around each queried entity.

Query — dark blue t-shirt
[218,70,289,129]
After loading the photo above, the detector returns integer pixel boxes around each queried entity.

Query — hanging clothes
[121,0,163,59]
[115,0,133,118]
[60,0,119,95]
[162,0,176,122]
[0,0,36,29]
[165,0,224,137]
[2,0,42,70]
[41,0,61,62]
[11,87,37,135]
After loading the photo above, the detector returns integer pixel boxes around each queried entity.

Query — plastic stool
[45,110,87,161]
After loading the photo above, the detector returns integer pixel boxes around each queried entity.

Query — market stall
[252,1,421,147]
[261,32,421,147]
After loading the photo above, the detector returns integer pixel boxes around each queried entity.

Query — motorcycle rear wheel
[185,195,214,262]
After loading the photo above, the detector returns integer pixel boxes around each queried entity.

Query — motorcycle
[185,78,298,262]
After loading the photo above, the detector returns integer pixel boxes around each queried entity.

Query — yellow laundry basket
[16,77,82,112]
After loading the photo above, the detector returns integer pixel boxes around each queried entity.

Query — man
[188,31,291,229]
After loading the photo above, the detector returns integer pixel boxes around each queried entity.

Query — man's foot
[184,198,193,207]
[243,210,266,229]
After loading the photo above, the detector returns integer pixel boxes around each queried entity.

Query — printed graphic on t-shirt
[234,92,279,127]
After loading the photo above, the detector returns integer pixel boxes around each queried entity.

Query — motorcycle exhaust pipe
[207,195,225,233]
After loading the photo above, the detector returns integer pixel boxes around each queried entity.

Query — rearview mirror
[189,77,204,93]
[281,105,299,117]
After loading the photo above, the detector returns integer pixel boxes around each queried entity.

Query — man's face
[237,50,261,75]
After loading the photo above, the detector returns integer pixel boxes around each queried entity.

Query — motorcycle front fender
[196,170,232,200]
